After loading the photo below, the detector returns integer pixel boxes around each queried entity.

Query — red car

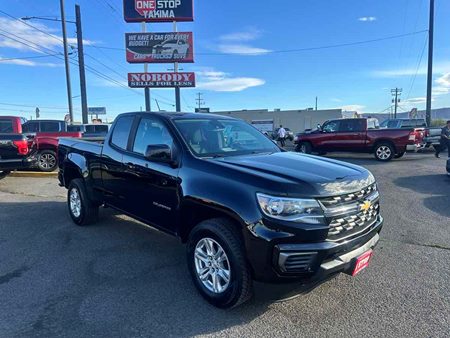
[294,118,417,161]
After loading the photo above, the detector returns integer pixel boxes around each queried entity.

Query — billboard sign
[126,32,194,63]
[128,72,195,88]
[124,0,194,22]
[88,107,107,115]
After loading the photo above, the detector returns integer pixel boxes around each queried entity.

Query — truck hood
[214,152,374,196]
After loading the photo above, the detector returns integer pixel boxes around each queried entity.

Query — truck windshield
[174,118,280,157]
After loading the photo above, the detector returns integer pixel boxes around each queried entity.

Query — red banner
[126,32,194,64]
[128,72,196,88]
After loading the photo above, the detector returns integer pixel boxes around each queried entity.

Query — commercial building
[211,108,342,133]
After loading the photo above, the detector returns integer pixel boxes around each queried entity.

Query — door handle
[125,162,135,169]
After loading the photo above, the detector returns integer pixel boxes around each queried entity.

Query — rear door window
[111,116,134,150]
[0,119,13,133]
[339,120,365,132]
[40,121,61,132]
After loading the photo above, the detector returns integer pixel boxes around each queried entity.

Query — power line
[406,35,428,100]
[0,53,61,62]
[87,30,429,55]
[0,101,76,110]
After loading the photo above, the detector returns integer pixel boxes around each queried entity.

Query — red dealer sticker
[352,250,373,276]
[128,72,196,88]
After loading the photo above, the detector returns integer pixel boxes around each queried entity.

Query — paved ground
[0,152,449,337]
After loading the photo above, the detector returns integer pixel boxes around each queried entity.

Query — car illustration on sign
[153,39,190,59]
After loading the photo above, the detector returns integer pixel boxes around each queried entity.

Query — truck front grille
[319,184,380,241]
[320,184,377,207]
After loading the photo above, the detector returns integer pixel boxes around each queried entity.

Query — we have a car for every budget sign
[124,0,193,22]
[128,72,196,88]
[126,32,194,63]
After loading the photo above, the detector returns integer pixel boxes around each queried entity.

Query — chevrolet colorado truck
[58,112,383,308]
[294,118,417,161]
[0,134,36,179]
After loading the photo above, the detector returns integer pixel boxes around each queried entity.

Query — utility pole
[426,0,435,126]
[141,22,151,111]
[75,5,88,124]
[391,88,402,118]
[173,21,181,112]
[59,0,73,122]
[196,92,204,111]
[315,96,318,110]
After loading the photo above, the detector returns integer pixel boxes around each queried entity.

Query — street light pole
[75,5,88,124]
[425,0,435,126]
[59,0,74,122]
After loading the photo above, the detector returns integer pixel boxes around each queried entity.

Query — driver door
[121,115,181,233]
[315,120,341,151]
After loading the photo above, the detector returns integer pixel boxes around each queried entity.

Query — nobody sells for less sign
[128,72,196,88]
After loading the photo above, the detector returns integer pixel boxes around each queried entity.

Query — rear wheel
[374,143,395,161]
[0,171,10,180]
[394,152,405,159]
[186,218,252,308]
[37,150,57,172]
[296,142,312,154]
[67,179,99,226]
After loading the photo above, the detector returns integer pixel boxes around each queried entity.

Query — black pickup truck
[58,112,383,308]
[0,134,36,179]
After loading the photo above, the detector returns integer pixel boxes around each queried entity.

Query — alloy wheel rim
[69,188,81,218]
[376,146,391,160]
[194,238,231,294]
[300,145,306,153]
[39,153,56,169]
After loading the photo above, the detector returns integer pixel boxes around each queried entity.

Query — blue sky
[0,0,450,121]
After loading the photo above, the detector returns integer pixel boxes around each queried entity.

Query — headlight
[256,193,325,224]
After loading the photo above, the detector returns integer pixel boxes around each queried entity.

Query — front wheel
[374,143,395,161]
[186,218,253,308]
[0,171,10,180]
[37,150,57,172]
[67,179,99,226]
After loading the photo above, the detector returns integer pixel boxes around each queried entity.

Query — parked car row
[0,116,110,176]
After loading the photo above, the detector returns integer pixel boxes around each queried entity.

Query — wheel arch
[178,198,246,243]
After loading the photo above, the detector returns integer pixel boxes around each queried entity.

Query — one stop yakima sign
[124,0,193,22]
[128,72,195,88]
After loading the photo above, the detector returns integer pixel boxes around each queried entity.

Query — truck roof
[119,111,235,121]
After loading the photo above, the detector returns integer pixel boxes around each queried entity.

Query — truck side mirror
[145,144,176,166]
[317,124,322,131]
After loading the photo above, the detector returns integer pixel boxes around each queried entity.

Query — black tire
[374,142,395,161]
[0,171,10,180]
[394,152,405,159]
[186,218,253,309]
[296,142,312,154]
[67,178,99,226]
[37,150,57,172]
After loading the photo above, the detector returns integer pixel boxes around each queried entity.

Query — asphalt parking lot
[0,152,449,337]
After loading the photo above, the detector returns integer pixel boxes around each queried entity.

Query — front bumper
[244,215,383,284]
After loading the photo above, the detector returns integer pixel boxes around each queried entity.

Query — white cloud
[339,104,366,112]
[217,44,271,55]
[405,97,427,104]
[196,68,265,92]
[0,17,93,53]
[219,28,262,42]
[358,16,377,22]
[436,72,450,87]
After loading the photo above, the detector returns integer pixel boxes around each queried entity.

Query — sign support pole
[75,5,89,124]
[173,21,181,112]
[142,22,151,111]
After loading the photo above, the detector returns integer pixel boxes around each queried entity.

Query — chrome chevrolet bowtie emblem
[360,200,372,212]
